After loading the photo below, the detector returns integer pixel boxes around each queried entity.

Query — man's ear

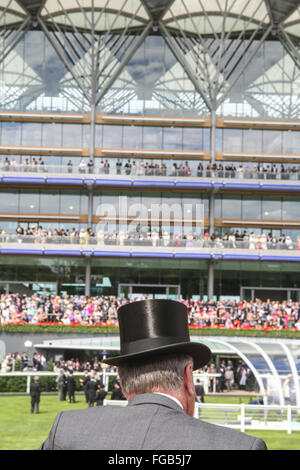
[183,362,195,397]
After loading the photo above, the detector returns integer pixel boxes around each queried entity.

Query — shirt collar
[153,392,184,410]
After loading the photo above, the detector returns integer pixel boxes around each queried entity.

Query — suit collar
[128,392,185,413]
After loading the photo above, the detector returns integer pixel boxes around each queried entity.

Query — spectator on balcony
[79,159,86,174]
[116,159,122,175]
[124,160,131,175]
[67,160,73,173]
[139,160,145,176]
[104,160,110,175]
[87,159,94,174]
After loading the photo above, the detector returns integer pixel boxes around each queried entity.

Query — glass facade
[1,1,300,299]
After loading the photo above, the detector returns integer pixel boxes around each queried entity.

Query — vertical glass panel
[42,122,62,147]
[262,196,282,220]
[215,196,222,218]
[242,196,261,219]
[262,130,282,154]
[40,191,60,214]
[82,124,90,147]
[163,127,183,150]
[95,124,103,147]
[0,190,19,212]
[21,122,42,146]
[182,127,202,150]
[243,129,262,153]
[103,125,123,148]
[223,129,243,152]
[216,128,223,151]
[222,195,242,219]
[282,198,300,221]
[123,125,142,149]
[1,122,21,145]
[143,126,162,149]
[19,190,39,214]
[203,128,210,151]
[81,192,88,215]
[60,192,80,214]
[282,130,300,154]
[62,124,83,147]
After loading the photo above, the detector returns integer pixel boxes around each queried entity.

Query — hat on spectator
[103,299,211,370]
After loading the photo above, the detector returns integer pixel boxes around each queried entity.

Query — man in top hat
[39,299,267,450]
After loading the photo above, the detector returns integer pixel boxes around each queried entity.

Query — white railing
[103,400,300,434]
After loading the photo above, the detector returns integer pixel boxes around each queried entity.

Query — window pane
[163,127,182,150]
[143,126,162,149]
[60,192,80,214]
[123,126,142,149]
[0,190,18,212]
[243,129,262,153]
[223,129,242,152]
[21,122,42,146]
[42,122,62,147]
[19,190,39,214]
[1,122,21,145]
[103,125,123,148]
[262,197,281,220]
[242,196,261,219]
[222,196,242,219]
[40,191,60,214]
[282,198,300,221]
[183,127,202,150]
[62,124,83,147]
[262,130,282,154]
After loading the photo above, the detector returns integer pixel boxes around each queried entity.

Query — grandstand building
[1,0,300,301]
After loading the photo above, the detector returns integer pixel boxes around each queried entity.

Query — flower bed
[1,322,300,338]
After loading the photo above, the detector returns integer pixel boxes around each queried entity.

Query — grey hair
[118,353,193,398]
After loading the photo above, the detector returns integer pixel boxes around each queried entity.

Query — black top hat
[103,299,211,370]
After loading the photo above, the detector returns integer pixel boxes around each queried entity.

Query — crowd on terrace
[2,156,300,180]
[1,293,300,330]
[0,226,298,251]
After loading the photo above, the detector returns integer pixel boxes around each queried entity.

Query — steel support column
[208,260,214,300]
[85,256,91,297]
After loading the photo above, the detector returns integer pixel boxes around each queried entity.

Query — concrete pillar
[208,260,214,300]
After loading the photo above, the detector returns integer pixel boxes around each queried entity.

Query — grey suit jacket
[40,393,267,450]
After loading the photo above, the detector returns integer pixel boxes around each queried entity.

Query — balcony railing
[0,233,298,252]
[1,162,300,182]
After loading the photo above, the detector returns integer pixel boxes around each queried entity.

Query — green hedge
[1,323,300,338]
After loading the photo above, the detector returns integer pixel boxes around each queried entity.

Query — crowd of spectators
[1,293,300,330]
[2,156,300,180]
[1,349,254,395]
[0,226,298,251]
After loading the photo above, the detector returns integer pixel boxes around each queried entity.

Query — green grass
[0,395,299,450]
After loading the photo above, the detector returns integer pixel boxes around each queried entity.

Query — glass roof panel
[283,6,300,24]
[166,16,259,35]
[41,0,149,22]
[163,0,270,25]
[44,11,146,31]
[0,0,26,16]
[0,0,27,25]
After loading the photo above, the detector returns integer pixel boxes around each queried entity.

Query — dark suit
[40,393,267,450]
[30,382,41,414]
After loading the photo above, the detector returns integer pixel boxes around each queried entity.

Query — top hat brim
[103,341,211,370]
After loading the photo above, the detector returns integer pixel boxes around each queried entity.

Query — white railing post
[26,375,31,394]
[240,404,245,433]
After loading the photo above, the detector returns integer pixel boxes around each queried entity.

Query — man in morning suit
[39,299,267,450]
